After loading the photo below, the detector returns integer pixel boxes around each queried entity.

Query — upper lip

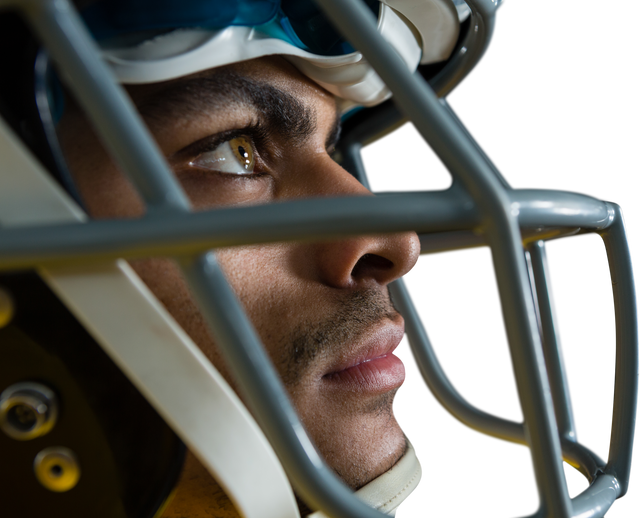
[322,317,405,377]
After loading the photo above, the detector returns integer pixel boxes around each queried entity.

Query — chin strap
[309,441,422,518]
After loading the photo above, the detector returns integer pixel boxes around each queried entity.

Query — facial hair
[277,288,399,387]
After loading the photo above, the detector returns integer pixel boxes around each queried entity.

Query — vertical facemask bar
[313,0,573,516]
[568,206,639,513]
[600,205,638,496]
[525,240,580,496]
[526,241,581,442]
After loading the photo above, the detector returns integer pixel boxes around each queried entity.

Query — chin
[348,420,408,491]
[328,390,407,490]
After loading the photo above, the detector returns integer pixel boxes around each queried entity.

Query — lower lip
[323,354,405,393]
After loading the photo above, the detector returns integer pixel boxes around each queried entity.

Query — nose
[314,233,420,289]
[304,156,421,289]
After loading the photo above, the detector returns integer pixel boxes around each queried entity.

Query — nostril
[350,253,394,279]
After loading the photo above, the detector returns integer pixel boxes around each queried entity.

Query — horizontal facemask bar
[0,189,618,269]
[1,1,635,518]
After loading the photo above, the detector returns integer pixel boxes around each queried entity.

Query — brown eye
[189,136,256,175]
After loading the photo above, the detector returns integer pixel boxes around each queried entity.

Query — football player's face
[57,57,420,510]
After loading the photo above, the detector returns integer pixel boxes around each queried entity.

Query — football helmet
[0,1,636,517]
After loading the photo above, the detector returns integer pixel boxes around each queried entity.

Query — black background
[367,1,640,518]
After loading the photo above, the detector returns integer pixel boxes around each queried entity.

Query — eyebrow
[135,70,340,149]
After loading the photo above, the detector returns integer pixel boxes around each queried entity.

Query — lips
[321,321,406,393]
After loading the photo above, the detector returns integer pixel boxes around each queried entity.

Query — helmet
[0,1,636,518]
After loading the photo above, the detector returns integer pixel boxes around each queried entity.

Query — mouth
[321,320,406,394]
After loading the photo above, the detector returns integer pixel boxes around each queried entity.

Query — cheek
[217,244,303,326]
[83,170,145,219]
[217,244,312,344]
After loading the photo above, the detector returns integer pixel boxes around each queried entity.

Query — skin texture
[57,57,420,517]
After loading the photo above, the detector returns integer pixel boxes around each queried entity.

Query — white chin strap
[309,441,422,518]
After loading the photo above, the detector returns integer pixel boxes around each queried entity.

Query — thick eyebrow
[135,70,323,147]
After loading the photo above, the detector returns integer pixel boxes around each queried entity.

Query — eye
[189,136,256,175]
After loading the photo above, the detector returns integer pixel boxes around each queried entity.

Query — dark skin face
[57,57,420,517]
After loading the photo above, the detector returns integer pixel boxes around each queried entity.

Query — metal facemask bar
[0,2,636,518]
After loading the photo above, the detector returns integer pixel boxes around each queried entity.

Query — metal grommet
[0,286,14,328]
[0,382,58,440]
[33,446,81,492]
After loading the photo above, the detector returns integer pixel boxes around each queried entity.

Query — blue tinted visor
[82,0,380,56]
